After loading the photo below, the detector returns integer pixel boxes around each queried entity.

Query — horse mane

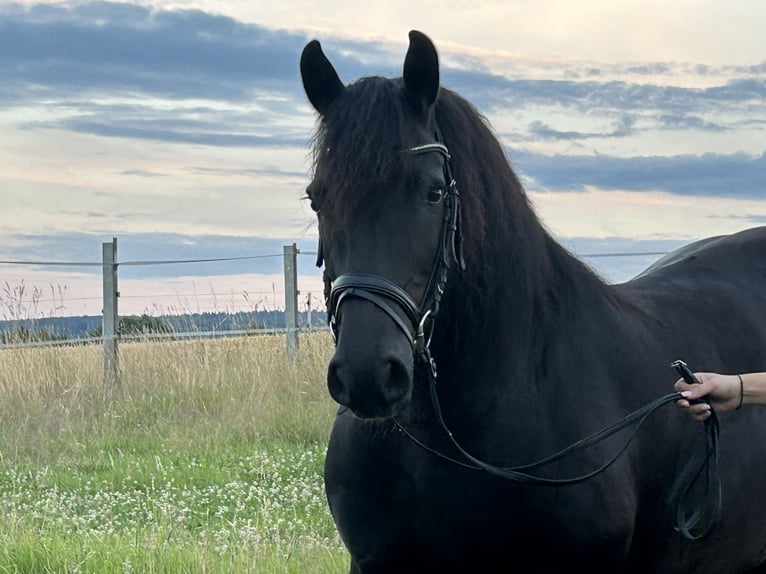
[310,75,612,316]
[435,86,613,306]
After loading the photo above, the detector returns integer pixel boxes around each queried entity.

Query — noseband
[321,128,465,364]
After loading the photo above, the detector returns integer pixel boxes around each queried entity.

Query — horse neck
[433,204,614,395]
[424,111,620,409]
[420,229,624,459]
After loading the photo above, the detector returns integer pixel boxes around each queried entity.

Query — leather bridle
[320,127,465,368]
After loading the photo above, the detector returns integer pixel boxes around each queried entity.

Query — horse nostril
[381,358,410,403]
[327,359,351,407]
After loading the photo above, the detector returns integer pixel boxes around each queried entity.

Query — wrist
[735,374,744,410]
[738,372,766,406]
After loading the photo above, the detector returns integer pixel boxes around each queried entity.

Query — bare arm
[674,372,766,421]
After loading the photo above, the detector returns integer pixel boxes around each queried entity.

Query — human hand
[674,372,743,421]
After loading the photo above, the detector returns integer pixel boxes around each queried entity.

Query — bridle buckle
[414,308,434,355]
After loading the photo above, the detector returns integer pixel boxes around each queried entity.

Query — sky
[0,0,764,318]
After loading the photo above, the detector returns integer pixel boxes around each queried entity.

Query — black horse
[300,30,766,573]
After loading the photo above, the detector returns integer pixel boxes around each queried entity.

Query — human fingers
[674,377,695,393]
[675,394,703,409]
[682,400,711,421]
[692,406,712,422]
[674,382,706,402]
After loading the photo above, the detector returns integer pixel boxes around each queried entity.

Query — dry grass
[0,332,336,465]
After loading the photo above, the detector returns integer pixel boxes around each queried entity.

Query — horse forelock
[310,77,419,222]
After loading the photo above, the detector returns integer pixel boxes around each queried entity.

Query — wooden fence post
[102,237,119,386]
[283,243,299,359]
[306,292,313,333]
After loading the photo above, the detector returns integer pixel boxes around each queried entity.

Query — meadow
[0,333,349,573]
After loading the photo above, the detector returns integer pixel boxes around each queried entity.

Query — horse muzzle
[327,346,413,420]
[326,275,420,419]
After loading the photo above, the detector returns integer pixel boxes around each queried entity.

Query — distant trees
[1,314,174,344]
[88,314,173,338]
[0,325,68,345]
[1,310,327,345]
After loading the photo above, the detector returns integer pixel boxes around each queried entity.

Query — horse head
[301,31,461,420]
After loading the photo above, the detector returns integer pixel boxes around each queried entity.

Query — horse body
[301,31,766,573]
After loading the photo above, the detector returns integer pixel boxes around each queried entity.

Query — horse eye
[427,186,445,204]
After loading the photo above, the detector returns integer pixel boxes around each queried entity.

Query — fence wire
[0,245,666,350]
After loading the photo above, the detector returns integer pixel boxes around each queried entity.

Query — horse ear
[403,30,440,114]
[301,40,345,115]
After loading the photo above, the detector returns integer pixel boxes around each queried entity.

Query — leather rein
[316,127,721,541]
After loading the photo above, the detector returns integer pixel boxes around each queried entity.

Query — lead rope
[670,412,721,540]
[394,351,722,539]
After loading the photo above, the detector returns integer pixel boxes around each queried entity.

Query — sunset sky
[1,0,764,317]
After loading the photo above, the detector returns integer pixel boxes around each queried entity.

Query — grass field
[0,333,349,573]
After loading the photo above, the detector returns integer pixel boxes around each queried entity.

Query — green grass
[0,334,349,573]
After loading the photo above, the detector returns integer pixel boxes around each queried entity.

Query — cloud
[623,63,672,76]
[443,67,763,110]
[0,2,310,101]
[120,169,165,177]
[4,2,764,114]
[0,2,403,106]
[3,1,764,156]
[513,150,766,198]
[528,116,636,140]
[656,114,726,132]
[525,112,727,142]
[2,1,764,217]
[187,166,307,179]
[44,116,307,147]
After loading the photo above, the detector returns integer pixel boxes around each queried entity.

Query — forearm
[741,372,766,406]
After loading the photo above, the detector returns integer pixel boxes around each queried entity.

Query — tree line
[0,310,326,344]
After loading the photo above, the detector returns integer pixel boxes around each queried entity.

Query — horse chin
[346,390,412,422]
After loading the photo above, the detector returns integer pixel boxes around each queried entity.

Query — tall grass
[0,333,349,573]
